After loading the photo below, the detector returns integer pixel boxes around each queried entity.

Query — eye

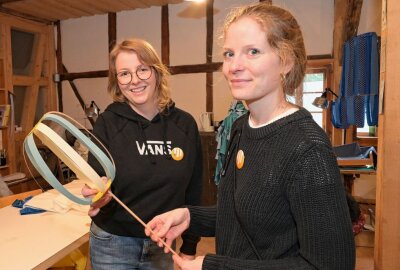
[138,65,151,72]
[248,48,260,56]
[223,50,234,59]
[117,71,130,77]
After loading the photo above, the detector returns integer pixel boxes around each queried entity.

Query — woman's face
[222,17,289,106]
[115,51,158,112]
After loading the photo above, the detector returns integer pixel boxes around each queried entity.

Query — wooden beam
[374,1,400,268]
[170,63,222,75]
[161,5,170,66]
[331,0,363,146]
[60,70,109,81]
[60,55,329,81]
[0,0,23,4]
[307,54,332,60]
[108,12,116,52]
[56,20,63,112]
[13,75,48,86]
[206,0,214,112]
[0,7,52,24]
[20,32,46,132]
[341,0,364,65]
[60,62,223,81]
[61,65,94,127]
[45,24,57,112]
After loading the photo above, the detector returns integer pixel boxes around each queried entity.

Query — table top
[0,195,91,269]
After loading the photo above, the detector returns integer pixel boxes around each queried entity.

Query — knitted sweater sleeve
[180,127,203,255]
[187,205,217,237]
[286,145,355,269]
[201,145,355,270]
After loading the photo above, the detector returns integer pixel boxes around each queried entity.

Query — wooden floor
[177,234,374,269]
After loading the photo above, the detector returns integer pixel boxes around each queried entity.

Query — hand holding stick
[110,192,178,256]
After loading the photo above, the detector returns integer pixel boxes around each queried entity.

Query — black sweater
[188,108,355,269]
[89,102,203,255]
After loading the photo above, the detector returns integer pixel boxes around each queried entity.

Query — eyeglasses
[116,65,153,85]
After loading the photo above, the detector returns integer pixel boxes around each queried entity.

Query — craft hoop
[24,112,115,205]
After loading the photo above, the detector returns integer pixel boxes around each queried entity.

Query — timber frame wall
[0,12,57,176]
[56,0,278,117]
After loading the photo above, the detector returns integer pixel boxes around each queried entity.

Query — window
[302,72,325,127]
[288,59,333,133]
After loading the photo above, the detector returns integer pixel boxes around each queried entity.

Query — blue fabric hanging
[331,32,380,129]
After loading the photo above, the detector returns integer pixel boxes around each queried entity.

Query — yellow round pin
[236,150,245,169]
[171,147,184,161]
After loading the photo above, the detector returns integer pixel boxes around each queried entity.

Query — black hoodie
[88,101,203,255]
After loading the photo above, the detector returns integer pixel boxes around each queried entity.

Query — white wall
[60,0,339,128]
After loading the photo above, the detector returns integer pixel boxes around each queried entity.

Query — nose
[130,73,141,85]
[228,55,244,74]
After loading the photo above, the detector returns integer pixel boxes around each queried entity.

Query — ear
[281,57,294,76]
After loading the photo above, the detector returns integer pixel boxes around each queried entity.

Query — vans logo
[136,140,172,155]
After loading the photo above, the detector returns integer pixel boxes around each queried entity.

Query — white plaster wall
[61,14,110,128]
[274,0,334,56]
[59,0,341,128]
[358,0,382,35]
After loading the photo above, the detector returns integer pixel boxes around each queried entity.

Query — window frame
[301,58,334,137]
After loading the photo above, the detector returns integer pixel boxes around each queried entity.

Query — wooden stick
[110,193,178,256]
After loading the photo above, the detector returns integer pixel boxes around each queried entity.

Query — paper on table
[25,180,90,214]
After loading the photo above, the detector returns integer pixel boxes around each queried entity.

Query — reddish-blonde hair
[108,39,172,111]
[223,3,307,95]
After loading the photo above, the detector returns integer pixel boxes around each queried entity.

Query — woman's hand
[81,177,112,217]
[173,255,204,270]
[179,252,195,261]
[145,208,190,253]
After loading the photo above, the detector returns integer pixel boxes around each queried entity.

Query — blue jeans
[90,222,174,270]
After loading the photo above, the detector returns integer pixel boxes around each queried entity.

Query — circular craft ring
[24,112,115,205]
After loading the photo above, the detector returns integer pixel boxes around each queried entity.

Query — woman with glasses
[146,3,355,270]
[82,38,203,270]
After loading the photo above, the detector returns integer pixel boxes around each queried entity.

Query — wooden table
[0,197,91,269]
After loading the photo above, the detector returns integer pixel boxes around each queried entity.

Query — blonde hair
[223,3,307,95]
[108,39,172,111]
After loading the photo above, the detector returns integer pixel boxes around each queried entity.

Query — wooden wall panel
[374,0,400,268]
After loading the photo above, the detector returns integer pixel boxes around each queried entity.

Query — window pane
[311,112,323,128]
[11,29,37,76]
[357,123,372,134]
[303,73,324,93]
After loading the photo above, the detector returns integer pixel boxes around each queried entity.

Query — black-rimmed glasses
[116,65,152,85]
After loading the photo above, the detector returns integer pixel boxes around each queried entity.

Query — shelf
[354,196,376,205]
[340,168,376,175]
[337,151,374,167]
